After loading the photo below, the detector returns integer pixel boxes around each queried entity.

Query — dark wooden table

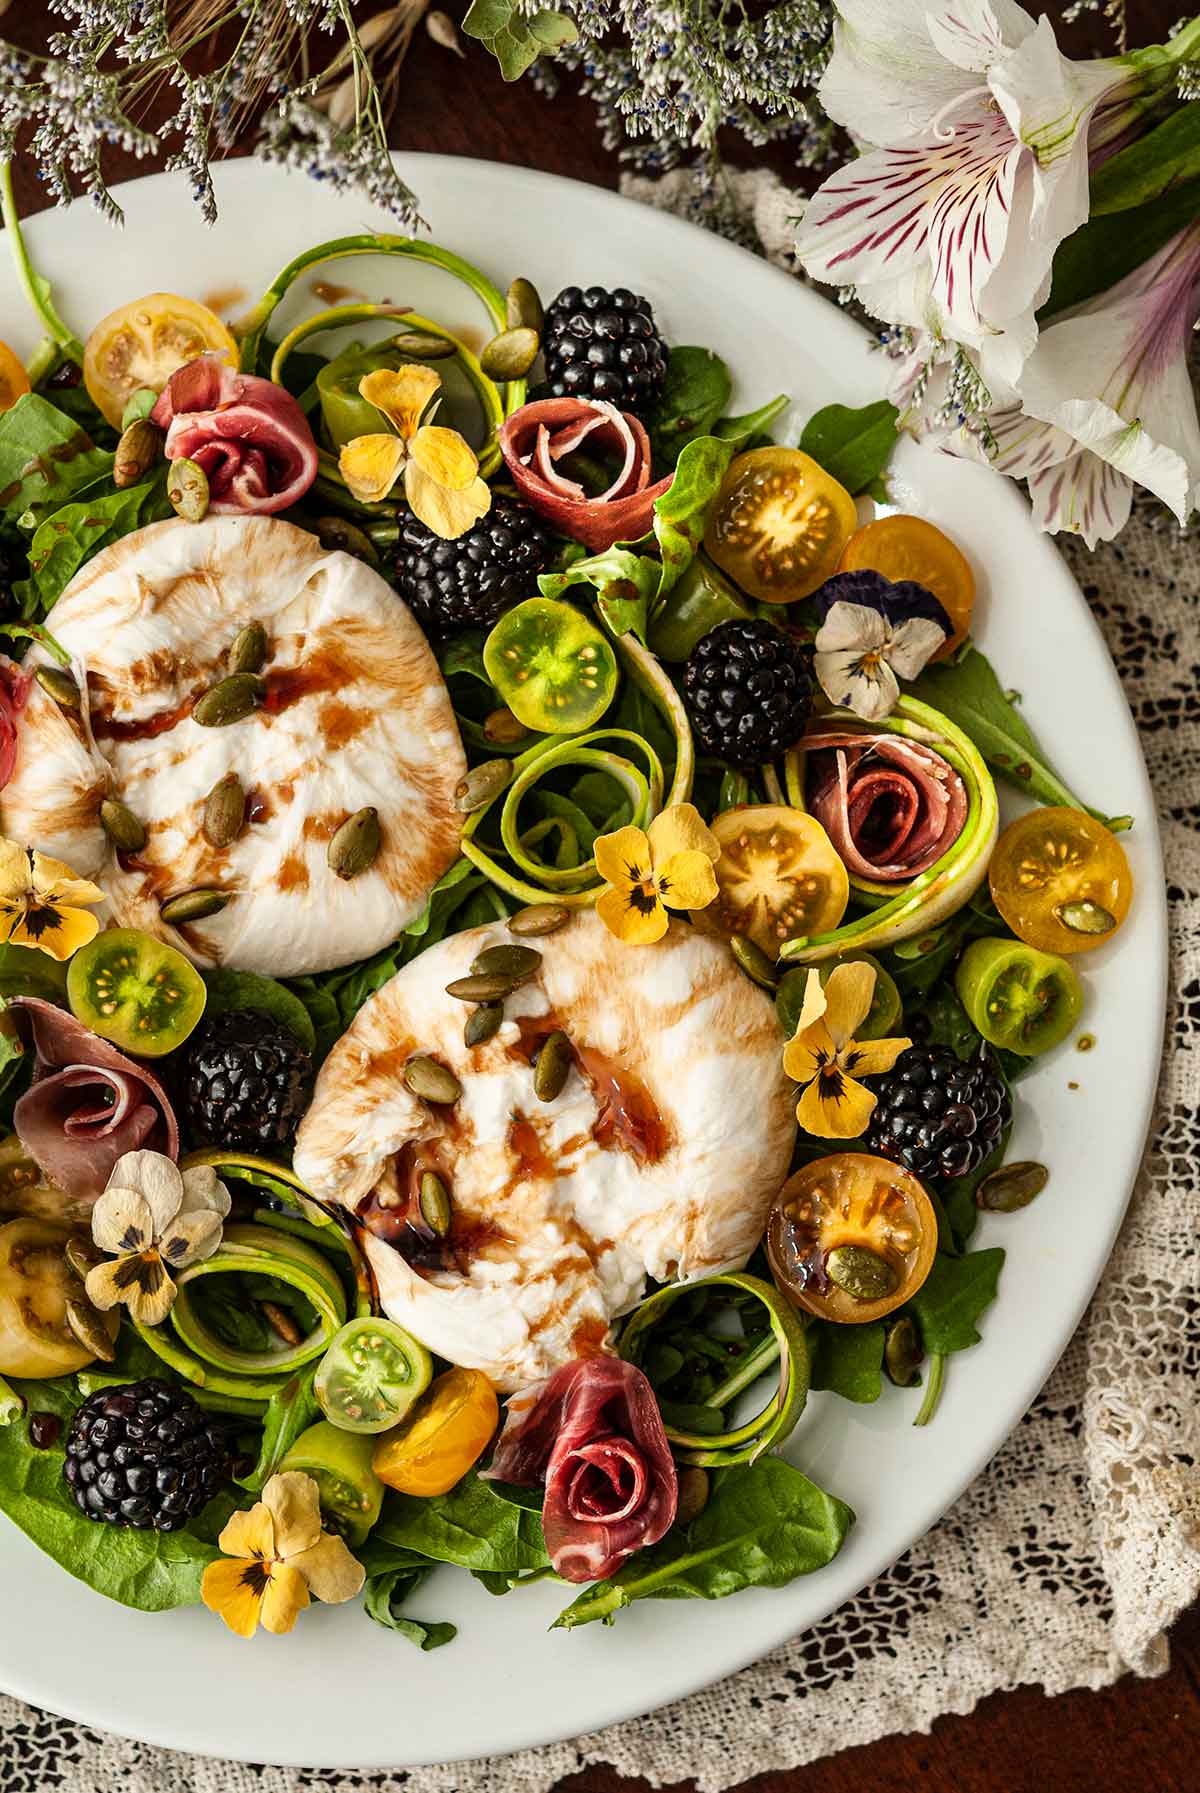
[2,4,1197,1788]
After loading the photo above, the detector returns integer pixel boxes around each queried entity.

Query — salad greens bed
[0,206,1135,1649]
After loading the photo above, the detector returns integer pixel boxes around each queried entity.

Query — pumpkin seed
[419,1171,453,1236]
[160,887,230,924]
[445,972,518,1003]
[675,1466,710,1526]
[464,1002,504,1047]
[167,455,210,523]
[883,1315,924,1387]
[63,1237,101,1281]
[193,672,263,728]
[404,1054,462,1105]
[227,620,268,676]
[120,387,159,429]
[328,807,382,880]
[533,1030,572,1102]
[455,759,511,813]
[34,664,79,709]
[506,276,544,336]
[483,706,529,745]
[202,773,246,849]
[1053,898,1116,936]
[470,943,542,983]
[976,1160,1049,1213]
[113,419,163,489]
[65,1298,115,1363]
[480,327,540,382]
[99,798,146,854]
[261,1301,304,1347]
[316,516,379,564]
[731,934,778,991]
[825,1244,898,1302]
[392,331,456,360]
[508,904,570,938]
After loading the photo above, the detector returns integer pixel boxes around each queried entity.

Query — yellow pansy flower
[782,960,911,1139]
[593,803,721,946]
[201,1470,364,1639]
[338,365,492,539]
[0,839,103,961]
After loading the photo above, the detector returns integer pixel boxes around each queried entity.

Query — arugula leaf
[235,1364,320,1494]
[372,1471,550,1575]
[910,646,1119,821]
[0,394,112,527]
[554,1456,853,1628]
[461,0,576,80]
[799,400,898,495]
[1042,178,1200,319]
[539,546,659,642]
[714,394,790,451]
[808,1320,885,1403]
[647,347,733,468]
[18,477,170,618]
[907,1248,1005,1354]
[363,1566,457,1650]
[202,968,316,1052]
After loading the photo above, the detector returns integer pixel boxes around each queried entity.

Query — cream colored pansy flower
[783,961,911,1138]
[85,1150,231,1327]
[202,1470,365,1638]
[0,839,103,961]
[338,365,491,538]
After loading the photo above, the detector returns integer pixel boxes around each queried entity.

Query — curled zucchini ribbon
[618,1271,809,1468]
[133,1153,371,1407]
[780,695,999,964]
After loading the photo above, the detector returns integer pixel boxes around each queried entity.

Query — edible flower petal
[0,839,103,962]
[338,433,406,505]
[403,457,492,540]
[782,963,911,1138]
[814,601,946,721]
[85,1148,229,1326]
[337,365,492,538]
[359,365,441,440]
[202,1470,364,1638]
[594,805,721,946]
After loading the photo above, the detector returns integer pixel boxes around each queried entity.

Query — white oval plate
[0,156,1165,1768]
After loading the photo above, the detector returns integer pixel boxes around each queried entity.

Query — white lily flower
[86,1150,231,1327]
[815,600,948,721]
[796,0,1136,370]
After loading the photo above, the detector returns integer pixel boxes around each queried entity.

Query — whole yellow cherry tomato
[0,341,30,414]
[83,294,238,428]
[705,447,857,604]
[372,1366,499,1497]
[839,514,975,657]
[988,806,1133,955]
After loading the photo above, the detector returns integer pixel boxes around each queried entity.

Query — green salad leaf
[649,434,734,592]
[553,1456,854,1629]
[809,1319,885,1403]
[371,1471,551,1576]
[799,400,898,495]
[647,347,733,468]
[202,968,317,1053]
[18,476,170,618]
[363,1566,457,1650]
[714,394,790,452]
[539,547,659,643]
[0,394,112,528]
[907,1248,1005,1354]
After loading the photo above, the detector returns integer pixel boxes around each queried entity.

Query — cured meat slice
[500,397,672,550]
[151,354,318,515]
[806,729,968,882]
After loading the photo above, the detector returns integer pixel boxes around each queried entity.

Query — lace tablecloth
[2,168,1198,1793]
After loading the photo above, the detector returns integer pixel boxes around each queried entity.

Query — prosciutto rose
[151,355,318,514]
[0,656,31,791]
[499,397,672,551]
[485,1357,677,1582]
[806,729,968,882]
[11,998,180,1202]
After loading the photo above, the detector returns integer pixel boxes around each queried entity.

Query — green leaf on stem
[799,399,899,494]
[462,0,577,80]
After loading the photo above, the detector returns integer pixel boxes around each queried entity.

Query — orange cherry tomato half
[0,341,30,414]
[988,806,1133,956]
[83,293,239,428]
[705,447,857,604]
[839,514,975,656]
[692,805,849,958]
[372,1366,499,1497]
[767,1152,937,1325]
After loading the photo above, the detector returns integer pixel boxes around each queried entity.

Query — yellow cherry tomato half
[767,1153,937,1325]
[705,447,857,604]
[0,1218,118,1377]
[83,293,239,428]
[0,341,30,414]
[372,1366,499,1497]
[839,514,975,657]
[988,806,1133,955]
[692,805,849,958]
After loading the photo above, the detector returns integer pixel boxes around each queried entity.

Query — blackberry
[682,619,813,768]
[394,494,554,635]
[182,1008,313,1153]
[865,1045,1011,1182]
[539,285,668,411]
[64,1379,227,1531]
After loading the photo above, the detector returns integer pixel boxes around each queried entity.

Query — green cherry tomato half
[314,1315,433,1434]
[66,928,207,1058]
[483,597,618,735]
[776,953,902,1042]
[955,936,1083,1057]
[279,1419,384,1546]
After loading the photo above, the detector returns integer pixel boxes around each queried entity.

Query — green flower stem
[913,1352,946,1427]
[0,162,84,361]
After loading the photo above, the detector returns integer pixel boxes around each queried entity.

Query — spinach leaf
[201,968,316,1052]
[799,400,898,495]
[285,977,343,1062]
[647,347,732,468]
[363,1566,457,1650]
[715,394,790,452]
[809,1319,885,1403]
[554,1456,853,1629]
[19,476,170,618]
[910,647,1122,822]
[0,394,112,527]
[372,1471,550,1574]
[461,0,576,80]
[907,1248,1005,1354]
